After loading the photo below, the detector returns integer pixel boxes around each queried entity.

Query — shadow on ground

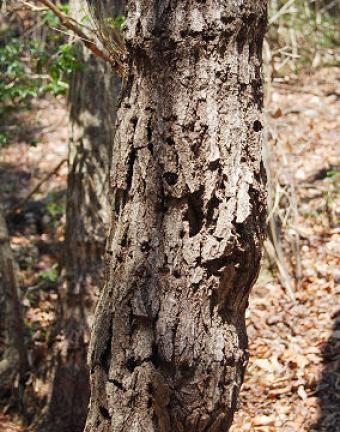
[311,309,340,431]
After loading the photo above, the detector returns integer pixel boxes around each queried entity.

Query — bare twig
[20,0,46,12]
[262,110,296,301]
[10,158,67,215]
[87,2,126,59]
[29,0,126,75]
[264,239,296,302]
[269,0,296,25]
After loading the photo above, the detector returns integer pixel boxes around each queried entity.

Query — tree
[86,1,267,431]
[35,1,122,430]
[0,197,28,407]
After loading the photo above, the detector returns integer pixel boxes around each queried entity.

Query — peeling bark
[86,1,267,431]
[35,1,122,431]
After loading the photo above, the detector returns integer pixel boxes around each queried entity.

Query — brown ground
[0,95,68,431]
[0,413,24,432]
[231,68,340,432]
[0,68,339,431]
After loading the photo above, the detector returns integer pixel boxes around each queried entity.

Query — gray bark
[0,198,28,404]
[35,1,122,431]
[86,1,267,432]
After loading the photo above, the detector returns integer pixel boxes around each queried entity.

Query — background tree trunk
[86,1,267,432]
[36,1,122,431]
[0,198,28,406]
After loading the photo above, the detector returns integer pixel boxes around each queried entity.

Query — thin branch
[269,0,297,25]
[20,0,46,12]
[31,0,126,76]
[10,158,67,215]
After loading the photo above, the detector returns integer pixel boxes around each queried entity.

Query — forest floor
[231,67,340,432]
[0,67,339,431]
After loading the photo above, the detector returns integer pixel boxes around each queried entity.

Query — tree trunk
[86,1,267,432]
[35,1,122,431]
[0,198,28,405]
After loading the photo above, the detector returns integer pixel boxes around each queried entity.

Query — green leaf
[38,265,59,284]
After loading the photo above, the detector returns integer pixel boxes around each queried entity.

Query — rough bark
[0,198,28,404]
[86,1,267,432]
[35,1,122,431]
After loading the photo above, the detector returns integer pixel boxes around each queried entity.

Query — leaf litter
[231,68,340,432]
[0,69,339,431]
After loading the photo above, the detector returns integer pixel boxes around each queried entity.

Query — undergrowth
[0,1,81,146]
